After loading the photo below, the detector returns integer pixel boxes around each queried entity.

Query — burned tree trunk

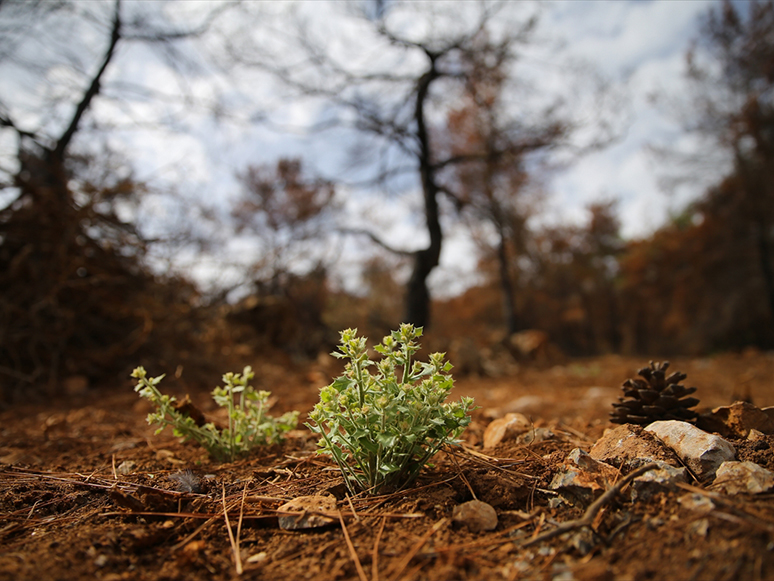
[404,64,442,329]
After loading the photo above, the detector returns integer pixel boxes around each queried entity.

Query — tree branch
[435,184,465,212]
[431,132,563,173]
[338,227,413,256]
[53,0,122,162]
[125,2,234,42]
[521,463,659,547]
[0,111,37,141]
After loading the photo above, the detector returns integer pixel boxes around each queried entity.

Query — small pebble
[452,499,498,532]
[117,460,136,475]
[278,495,337,530]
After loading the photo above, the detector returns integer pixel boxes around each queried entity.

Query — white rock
[686,518,710,538]
[678,493,715,513]
[645,420,735,480]
[711,461,774,495]
[482,413,532,448]
[748,429,766,442]
[590,424,680,470]
[117,460,136,475]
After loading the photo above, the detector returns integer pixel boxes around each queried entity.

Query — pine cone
[610,361,700,425]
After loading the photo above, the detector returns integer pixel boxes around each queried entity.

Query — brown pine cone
[610,361,700,425]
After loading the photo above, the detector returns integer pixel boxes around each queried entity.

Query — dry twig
[339,510,368,581]
[372,516,387,581]
[453,447,536,482]
[388,518,447,581]
[346,494,361,523]
[676,482,774,534]
[222,484,243,575]
[235,482,249,571]
[521,463,658,547]
[449,451,477,500]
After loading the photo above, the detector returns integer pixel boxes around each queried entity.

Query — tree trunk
[495,227,519,335]
[606,284,622,352]
[404,64,441,329]
[755,218,774,326]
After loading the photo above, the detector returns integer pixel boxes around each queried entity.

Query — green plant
[132,366,298,462]
[307,324,475,495]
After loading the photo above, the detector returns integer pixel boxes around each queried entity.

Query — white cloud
[538,0,719,239]
[0,0,727,295]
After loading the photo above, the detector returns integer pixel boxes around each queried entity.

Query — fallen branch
[521,463,659,547]
[3,468,207,498]
[101,509,425,521]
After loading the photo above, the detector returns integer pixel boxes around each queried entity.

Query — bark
[755,217,774,325]
[404,63,441,328]
[495,226,518,335]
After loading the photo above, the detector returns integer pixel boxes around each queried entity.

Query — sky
[0,0,729,298]
[540,0,722,236]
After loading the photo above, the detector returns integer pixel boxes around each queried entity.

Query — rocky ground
[1,351,774,581]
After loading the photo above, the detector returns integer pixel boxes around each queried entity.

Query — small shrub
[132,366,298,462]
[307,324,475,495]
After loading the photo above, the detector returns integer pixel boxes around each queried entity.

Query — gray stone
[590,424,681,470]
[452,499,498,532]
[550,448,620,504]
[516,427,554,445]
[117,460,136,475]
[645,420,735,480]
[630,461,687,501]
[710,461,774,495]
[568,528,597,556]
[278,495,337,530]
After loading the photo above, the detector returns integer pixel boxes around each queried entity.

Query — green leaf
[132,367,298,462]
[306,324,474,494]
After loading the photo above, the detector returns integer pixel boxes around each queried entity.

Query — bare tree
[233,158,337,294]
[0,0,235,390]
[0,0,232,182]
[222,1,621,329]
[660,0,774,332]
[440,49,568,334]
[221,1,559,328]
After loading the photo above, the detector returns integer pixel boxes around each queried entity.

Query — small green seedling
[132,366,298,462]
[307,324,475,495]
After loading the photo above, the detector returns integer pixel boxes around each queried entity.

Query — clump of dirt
[1,352,774,581]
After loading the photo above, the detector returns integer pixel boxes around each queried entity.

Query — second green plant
[307,324,475,495]
[132,366,298,462]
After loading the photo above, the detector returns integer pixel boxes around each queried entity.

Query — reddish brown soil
[2,352,774,581]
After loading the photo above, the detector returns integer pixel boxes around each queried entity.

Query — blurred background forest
[0,0,772,401]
